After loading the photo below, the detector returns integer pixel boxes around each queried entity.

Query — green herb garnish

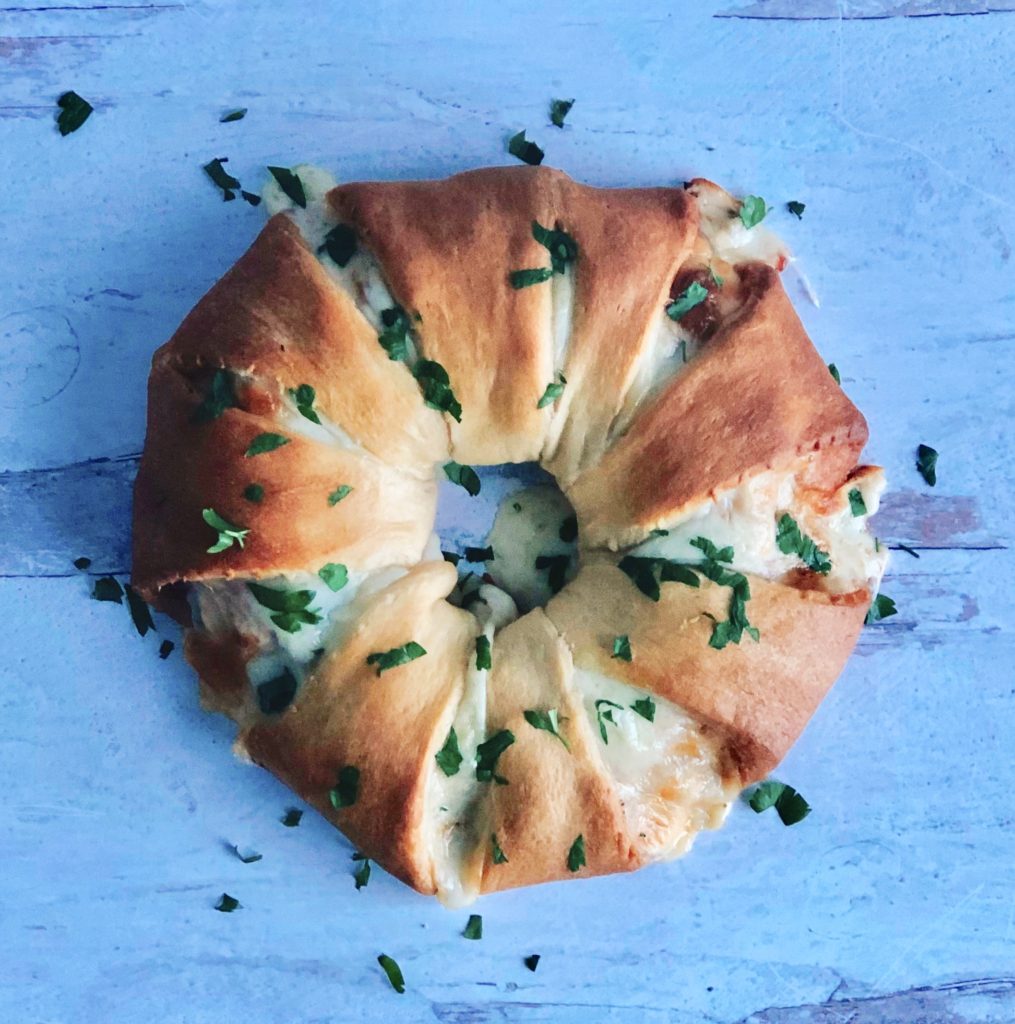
[828,363,840,384]
[327,484,353,506]
[537,373,567,409]
[158,640,174,659]
[92,576,124,604]
[267,165,306,208]
[549,97,574,128]
[73,556,92,570]
[611,635,632,662]
[916,444,938,486]
[228,845,262,863]
[320,223,357,267]
[56,91,93,136]
[377,954,405,994]
[748,780,811,825]
[329,765,360,809]
[248,582,321,633]
[507,129,544,165]
[532,221,578,274]
[475,634,492,671]
[377,305,411,362]
[318,562,348,592]
[203,157,240,200]
[444,461,481,496]
[739,195,768,229]
[220,108,247,123]
[366,641,427,675]
[354,857,371,890]
[202,508,249,553]
[534,553,570,595]
[594,698,622,743]
[523,708,569,750]
[510,267,555,289]
[786,200,806,219]
[414,359,462,422]
[464,545,494,563]
[243,483,264,503]
[435,727,463,777]
[463,914,483,940]
[775,514,831,574]
[442,550,461,566]
[193,368,237,422]
[566,834,586,872]
[281,807,303,827]
[524,954,541,972]
[666,280,709,321]
[241,190,261,206]
[559,514,578,543]
[125,584,155,637]
[708,265,725,288]
[215,893,240,913]
[630,696,655,722]
[245,433,289,457]
[848,488,867,517]
[256,668,298,714]
[865,593,897,624]
[288,383,321,424]
[475,729,515,784]
[491,834,508,864]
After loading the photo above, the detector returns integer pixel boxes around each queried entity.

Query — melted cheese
[573,667,734,861]
[692,182,789,269]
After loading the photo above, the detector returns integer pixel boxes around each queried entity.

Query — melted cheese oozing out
[632,467,888,592]
[428,584,518,907]
[693,185,788,269]
[573,666,734,861]
[485,484,578,613]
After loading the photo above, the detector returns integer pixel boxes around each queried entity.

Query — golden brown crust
[545,561,869,784]
[477,610,638,894]
[238,562,476,894]
[566,263,868,548]
[543,183,699,483]
[154,214,448,473]
[132,364,436,603]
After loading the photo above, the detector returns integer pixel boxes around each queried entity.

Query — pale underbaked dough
[133,165,887,904]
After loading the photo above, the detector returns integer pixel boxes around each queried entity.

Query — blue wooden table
[3,2,1014,1021]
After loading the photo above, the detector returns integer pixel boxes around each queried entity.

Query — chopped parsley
[464,545,494,563]
[559,514,578,543]
[377,954,405,994]
[328,484,353,506]
[786,200,806,219]
[73,556,92,570]
[708,265,725,288]
[535,553,570,595]
[267,165,307,208]
[202,508,249,553]
[203,157,241,200]
[281,807,303,827]
[243,483,264,503]
[775,513,831,574]
[692,538,759,649]
[125,585,155,637]
[475,634,492,670]
[848,488,867,517]
[377,305,412,362]
[435,727,463,777]
[354,857,371,890]
[318,562,348,592]
[507,129,544,166]
[193,368,237,422]
[463,914,483,940]
[220,108,247,123]
[524,954,541,972]
[245,432,289,457]
[523,708,569,750]
[748,780,811,825]
[241,190,261,206]
[56,91,93,136]
[329,765,360,809]
[228,845,262,864]
[739,194,768,229]
[550,97,574,127]
[916,444,938,486]
[289,383,321,424]
[865,593,897,624]
[475,729,515,784]
[442,550,461,566]
[215,893,240,913]
[158,639,175,659]
[366,641,427,675]
[491,834,508,864]
[247,582,321,633]
[566,834,586,872]
[617,555,699,602]
[92,576,124,604]
[256,668,298,714]
[532,221,578,274]
[594,699,622,743]
[666,280,709,321]
[444,461,481,496]
[537,373,567,409]
[611,635,632,662]
[414,359,462,422]
[320,223,357,267]
[510,267,555,289]
[630,696,656,722]
[828,363,841,384]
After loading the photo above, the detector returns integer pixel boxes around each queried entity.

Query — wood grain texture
[2,0,1014,1021]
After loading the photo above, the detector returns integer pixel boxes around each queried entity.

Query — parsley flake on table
[267,165,307,208]
[329,765,360,809]
[566,834,586,872]
[320,223,357,267]
[611,635,632,662]
[125,584,156,637]
[537,373,567,409]
[158,639,175,659]
[256,668,298,714]
[73,556,92,570]
[241,190,261,206]
[245,432,289,457]
[354,857,371,890]
[739,194,769,229]
[775,514,831,574]
[289,383,321,424]
[476,729,515,784]
[56,90,93,135]
[594,699,623,743]
[507,129,544,165]
[366,641,427,675]
[550,97,575,128]
[524,954,541,972]
[828,363,841,384]
[436,727,463,777]
[193,368,237,423]
[243,483,264,504]
[666,280,709,321]
[247,583,321,634]
[491,834,508,864]
[220,108,247,123]
[442,550,462,566]
[203,157,240,200]
[475,634,492,671]
[630,696,656,722]
[318,562,348,592]
[464,545,494,563]
[414,359,462,421]
[463,913,483,940]
[524,708,569,750]
[916,444,938,486]
[748,779,811,825]
[617,555,699,602]
[786,200,806,219]
[92,576,124,604]
[215,893,240,912]
[327,484,353,506]
[377,954,405,994]
[228,845,262,864]
[281,807,303,827]
[865,593,897,624]
[848,488,867,517]
[444,461,481,496]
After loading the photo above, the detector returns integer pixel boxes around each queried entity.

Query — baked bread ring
[132,164,887,904]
